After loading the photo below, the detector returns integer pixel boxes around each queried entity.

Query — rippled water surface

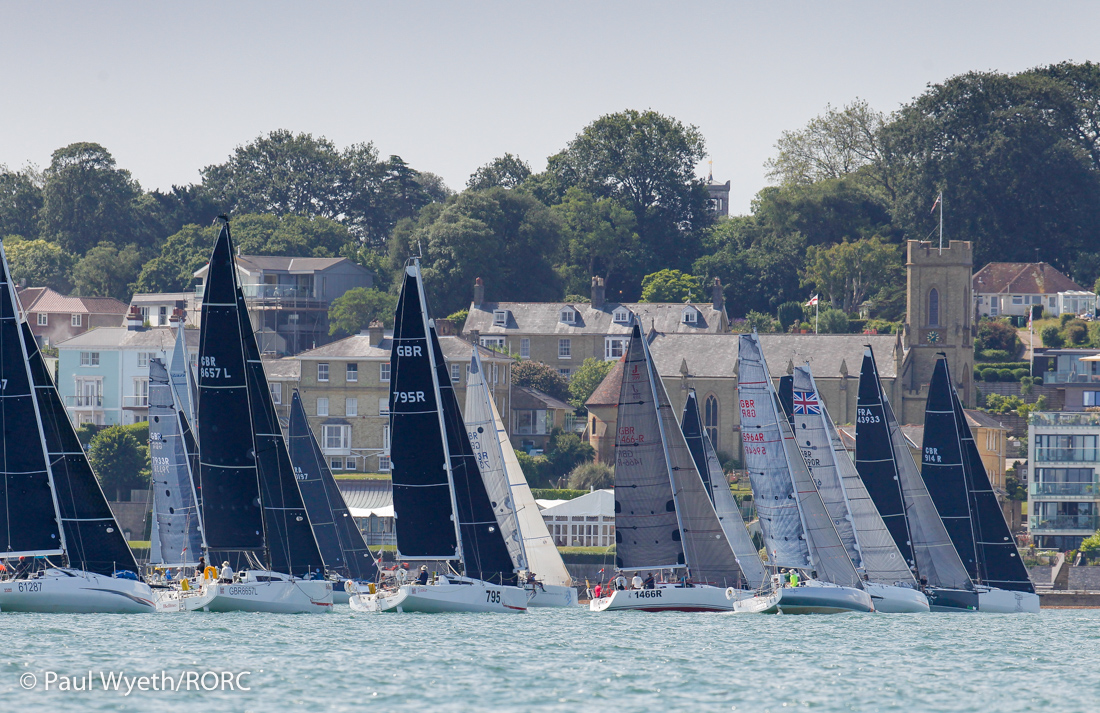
[2,607,1095,712]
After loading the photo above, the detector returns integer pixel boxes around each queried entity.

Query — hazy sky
[2,2,1097,215]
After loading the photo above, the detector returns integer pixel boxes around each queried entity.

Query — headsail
[148,358,203,566]
[855,348,972,590]
[923,358,1034,593]
[681,391,767,588]
[287,390,377,581]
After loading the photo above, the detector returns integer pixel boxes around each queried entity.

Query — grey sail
[791,366,915,585]
[681,391,768,588]
[614,324,686,571]
[148,358,203,566]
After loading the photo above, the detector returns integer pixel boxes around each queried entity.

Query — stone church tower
[898,239,975,424]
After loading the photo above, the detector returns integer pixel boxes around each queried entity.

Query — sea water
[2,607,1094,712]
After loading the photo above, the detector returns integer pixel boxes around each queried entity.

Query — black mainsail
[287,390,377,581]
[922,357,1034,593]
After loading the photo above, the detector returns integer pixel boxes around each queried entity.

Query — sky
[1,2,1098,215]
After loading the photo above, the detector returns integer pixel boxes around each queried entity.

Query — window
[704,394,720,449]
[317,398,329,417]
[1084,391,1100,407]
[80,351,100,367]
[380,363,391,382]
[682,308,698,324]
[492,363,499,384]
[71,314,82,327]
[330,458,344,471]
[36,313,47,326]
[346,363,358,382]
[605,337,628,360]
[1035,434,1098,462]
[480,336,506,351]
[159,306,168,324]
[322,424,350,452]
[560,307,576,324]
[132,378,149,407]
[379,398,389,416]
[613,308,630,324]
[269,382,282,405]
[345,458,356,471]
[520,338,530,359]
[977,296,984,305]
[928,288,940,327]
[493,310,508,326]
[450,363,460,383]
[346,398,358,417]
[137,352,156,368]
[1032,295,1042,305]
[515,409,550,435]
[558,368,571,378]
[140,307,149,322]
[75,378,102,407]
[1012,295,1023,305]
[318,363,329,382]
[558,338,571,359]
[378,455,392,472]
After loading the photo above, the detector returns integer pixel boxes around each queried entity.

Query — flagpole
[815,299,819,334]
[938,191,943,255]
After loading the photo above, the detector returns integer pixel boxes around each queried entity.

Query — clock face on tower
[926,330,941,344]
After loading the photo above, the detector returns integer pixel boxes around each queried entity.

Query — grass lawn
[334,472,391,480]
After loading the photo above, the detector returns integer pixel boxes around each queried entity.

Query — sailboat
[733,333,874,614]
[680,390,768,590]
[464,349,577,607]
[0,243,155,613]
[788,365,929,612]
[287,390,378,603]
[349,260,529,613]
[178,219,332,613]
[590,324,752,612]
[920,356,1039,613]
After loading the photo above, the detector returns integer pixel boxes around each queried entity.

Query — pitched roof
[294,332,511,363]
[512,385,572,411]
[56,326,199,350]
[964,408,1008,431]
[585,358,625,407]
[21,287,128,315]
[193,255,366,278]
[261,356,301,381]
[17,287,46,310]
[972,262,1085,295]
[464,301,726,335]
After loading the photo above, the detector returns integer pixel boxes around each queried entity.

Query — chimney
[591,276,606,310]
[712,277,724,311]
[435,318,457,336]
[473,277,485,308]
[469,329,480,346]
[125,306,143,331]
[367,319,384,346]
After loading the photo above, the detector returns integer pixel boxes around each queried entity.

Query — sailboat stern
[0,569,155,614]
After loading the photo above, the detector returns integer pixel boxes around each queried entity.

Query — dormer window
[559,307,576,324]
[493,309,508,327]
[612,307,630,324]
[681,307,699,325]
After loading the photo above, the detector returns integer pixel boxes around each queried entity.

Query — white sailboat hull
[977,587,1040,613]
[0,569,155,614]
[732,582,874,614]
[173,572,332,614]
[590,584,752,613]
[864,582,930,613]
[528,584,578,608]
[350,578,529,613]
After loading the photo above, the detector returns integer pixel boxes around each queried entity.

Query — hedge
[530,488,590,501]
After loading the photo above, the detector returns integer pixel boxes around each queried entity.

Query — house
[285,322,512,474]
[129,292,200,328]
[511,385,574,453]
[56,313,198,427]
[463,275,730,380]
[973,262,1094,319]
[19,287,129,347]
[337,477,395,546]
[193,255,373,356]
[537,489,615,547]
[1028,411,1100,550]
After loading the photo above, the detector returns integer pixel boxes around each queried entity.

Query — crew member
[417,565,430,585]
[631,573,643,590]
[220,561,234,583]
[615,572,627,590]
[643,572,655,589]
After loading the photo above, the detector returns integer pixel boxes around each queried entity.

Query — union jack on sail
[792,390,820,415]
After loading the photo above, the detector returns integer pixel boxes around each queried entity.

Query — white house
[973,262,1093,318]
[537,489,615,548]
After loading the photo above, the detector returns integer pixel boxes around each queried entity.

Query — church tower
[899,239,975,424]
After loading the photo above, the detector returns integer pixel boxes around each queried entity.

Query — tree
[87,425,148,501]
[545,109,712,275]
[5,239,74,292]
[233,213,353,257]
[567,461,614,490]
[976,318,1020,354]
[551,187,640,298]
[328,287,398,335]
[568,357,614,411]
[511,361,570,403]
[817,307,850,334]
[0,166,44,239]
[71,242,144,300]
[1041,324,1065,348]
[801,237,902,313]
[639,269,703,303]
[134,223,217,294]
[467,153,532,190]
[40,143,142,254]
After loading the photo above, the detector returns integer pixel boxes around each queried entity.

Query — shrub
[512,361,570,402]
[1041,324,1065,348]
[1060,313,1075,326]
[1012,368,1029,381]
[977,349,1012,362]
[864,319,900,334]
[566,461,614,490]
[817,308,849,334]
[974,368,984,382]
[568,358,615,412]
[997,368,1015,381]
[1066,319,1088,345]
[980,368,999,382]
[515,450,550,487]
[745,310,779,333]
[847,318,868,334]
[798,321,812,332]
[977,318,1020,354]
[776,301,804,331]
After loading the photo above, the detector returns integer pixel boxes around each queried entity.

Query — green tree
[551,187,640,298]
[5,239,74,292]
[817,307,850,334]
[1041,324,1065,348]
[0,166,44,239]
[40,142,142,254]
[133,223,217,294]
[567,461,614,490]
[71,242,144,300]
[639,269,703,303]
[233,213,353,257]
[328,287,398,335]
[467,153,532,190]
[801,236,902,313]
[87,425,148,501]
[568,357,614,411]
[511,361,570,402]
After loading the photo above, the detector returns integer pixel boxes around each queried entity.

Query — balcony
[1043,372,1100,385]
[122,395,149,409]
[1030,412,1100,428]
[1030,481,1100,499]
[1029,514,1100,533]
[1034,448,1100,463]
[66,395,103,408]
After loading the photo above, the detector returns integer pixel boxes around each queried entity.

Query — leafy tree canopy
[800,236,902,313]
[328,287,398,335]
[0,166,44,239]
[87,425,149,501]
[639,269,703,303]
[568,357,615,410]
[467,153,532,191]
[71,242,144,301]
[6,238,74,293]
[551,187,640,299]
[511,360,570,403]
